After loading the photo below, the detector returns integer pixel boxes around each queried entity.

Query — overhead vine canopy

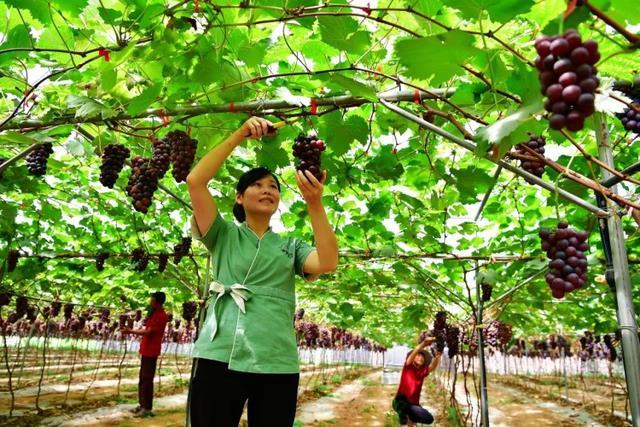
[0,0,639,346]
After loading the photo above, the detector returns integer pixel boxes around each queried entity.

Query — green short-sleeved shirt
[191,213,315,374]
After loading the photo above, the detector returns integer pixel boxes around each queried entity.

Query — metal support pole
[594,113,640,427]
[476,269,490,427]
[379,99,607,217]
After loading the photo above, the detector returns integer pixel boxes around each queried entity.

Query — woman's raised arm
[186,117,273,235]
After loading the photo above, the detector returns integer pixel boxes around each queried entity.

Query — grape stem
[582,0,640,47]
[518,144,640,210]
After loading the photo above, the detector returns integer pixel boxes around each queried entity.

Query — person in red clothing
[392,336,442,426]
[121,291,169,417]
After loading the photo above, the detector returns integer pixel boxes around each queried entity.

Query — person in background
[392,336,442,426]
[121,291,169,417]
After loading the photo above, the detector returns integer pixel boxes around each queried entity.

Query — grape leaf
[126,84,163,116]
[395,31,481,85]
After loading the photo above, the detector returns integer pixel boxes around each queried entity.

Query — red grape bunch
[173,237,191,265]
[51,301,62,317]
[535,29,599,131]
[540,221,590,299]
[514,135,547,177]
[446,325,460,357]
[118,314,129,329]
[182,301,198,323]
[7,250,19,272]
[166,130,198,183]
[150,137,172,179]
[617,107,640,135]
[603,334,617,362]
[26,143,54,176]
[16,296,28,318]
[0,292,11,307]
[99,144,130,188]
[294,308,305,321]
[63,303,74,320]
[95,253,109,271]
[292,134,326,181]
[131,248,149,272]
[613,77,640,134]
[158,253,168,272]
[481,283,493,302]
[484,320,513,347]
[126,156,159,213]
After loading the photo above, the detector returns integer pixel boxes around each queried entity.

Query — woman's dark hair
[232,167,281,222]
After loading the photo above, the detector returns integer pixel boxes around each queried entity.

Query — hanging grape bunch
[131,248,149,272]
[0,292,11,307]
[292,134,326,181]
[150,137,173,179]
[432,311,447,352]
[7,250,20,272]
[99,144,130,188]
[51,301,61,317]
[118,314,129,329]
[63,303,74,320]
[617,106,640,135]
[540,221,589,299]
[318,327,332,348]
[445,325,460,357]
[182,301,198,323]
[158,254,168,272]
[135,309,142,322]
[301,321,320,347]
[16,296,28,318]
[294,308,305,322]
[166,130,198,183]
[173,237,191,264]
[484,320,513,347]
[95,253,109,271]
[126,156,160,214]
[514,135,547,177]
[603,334,617,362]
[535,29,599,131]
[481,283,493,302]
[26,143,54,176]
[100,308,110,323]
[25,305,38,322]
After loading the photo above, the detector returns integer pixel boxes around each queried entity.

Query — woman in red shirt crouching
[393,336,442,426]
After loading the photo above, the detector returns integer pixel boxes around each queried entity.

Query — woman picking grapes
[186,117,339,426]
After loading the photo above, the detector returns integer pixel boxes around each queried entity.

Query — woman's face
[236,175,281,219]
[413,353,425,368]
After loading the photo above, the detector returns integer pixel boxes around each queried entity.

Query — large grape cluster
[514,135,546,177]
[540,221,589,299]
[95,253,109,272]
[99,144,130,188]
[535,30,599,131]
[182,301,198,322]
[131,248,149,272]
[166,130,198,183]
[150,137,172,179]
[7,250,19,272]
[26,143,54,176]
[292,134,325,181]
[484,320,513,347]
[126,156,159,214]
[173,237,191,265]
